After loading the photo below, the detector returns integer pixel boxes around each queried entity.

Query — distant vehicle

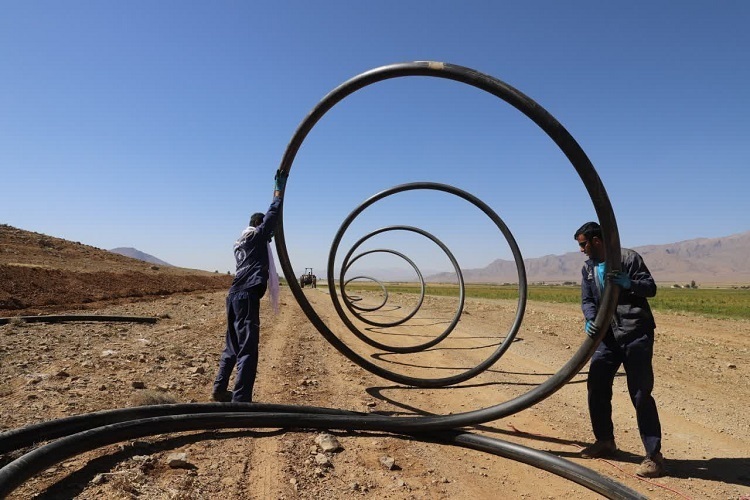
[300,268,317,288]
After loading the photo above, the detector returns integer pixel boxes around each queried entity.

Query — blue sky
[2,1,748,278]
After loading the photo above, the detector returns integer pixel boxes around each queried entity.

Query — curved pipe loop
[335,225,464,354]
[342,275,390,313]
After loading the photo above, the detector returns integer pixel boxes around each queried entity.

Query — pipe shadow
[362,319,451,329]
[367,352,598,388]
[33,428,286,499]
[364,374,609,414]
[368,342,503,355]
[363,327,502,342]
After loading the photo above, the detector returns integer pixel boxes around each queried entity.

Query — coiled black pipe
[273,61,619,395]
[335,223,467,356]
[0,62,629,498]
[342,248,425,326]
[343,274,391,313]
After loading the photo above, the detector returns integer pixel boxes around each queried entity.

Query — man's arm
[581,264,598,321]
[257,169,287,240]
[625,251,657,298]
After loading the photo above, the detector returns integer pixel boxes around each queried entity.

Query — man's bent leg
[588,341,622,442]
[213,294,238,395]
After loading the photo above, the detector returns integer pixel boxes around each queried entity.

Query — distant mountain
[109,247,172,267]
[428,231,750,285]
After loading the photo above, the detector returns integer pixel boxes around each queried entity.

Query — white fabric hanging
[267,242,280,314]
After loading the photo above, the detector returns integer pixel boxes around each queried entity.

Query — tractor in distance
[300,268,317,288]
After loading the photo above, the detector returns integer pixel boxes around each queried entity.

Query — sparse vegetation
[130,390,178,406]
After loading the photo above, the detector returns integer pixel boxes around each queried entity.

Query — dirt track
[1,284,748,499]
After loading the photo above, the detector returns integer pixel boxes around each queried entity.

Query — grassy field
[342,283,750,320]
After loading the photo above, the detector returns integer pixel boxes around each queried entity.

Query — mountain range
[109,247,172,267]
[427,230,750,285]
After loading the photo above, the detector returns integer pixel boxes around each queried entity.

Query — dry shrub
[8,316,25,327]
[130,390,177,407]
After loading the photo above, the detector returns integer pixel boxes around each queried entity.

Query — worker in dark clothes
[575,221,665,478]
[212,169,287,403]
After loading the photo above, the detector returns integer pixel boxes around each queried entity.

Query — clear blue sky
[2,1,748,278]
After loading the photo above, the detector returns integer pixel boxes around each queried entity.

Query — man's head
[574,221,605,261]
[249,212,265,228]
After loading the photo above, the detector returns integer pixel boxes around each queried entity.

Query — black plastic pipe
[0,403,362,455]
[0,315,158,325]
[0,411,644,499]
[273,60,620,402]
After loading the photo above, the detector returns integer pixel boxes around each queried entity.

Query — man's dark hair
[249,212,264,227]
[574,221,602,240]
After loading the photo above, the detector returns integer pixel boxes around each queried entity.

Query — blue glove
[274,169,288,192]
[607,271,631,289]
[585,320,598,338]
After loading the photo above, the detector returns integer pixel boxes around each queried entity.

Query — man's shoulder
[621,247,643,260]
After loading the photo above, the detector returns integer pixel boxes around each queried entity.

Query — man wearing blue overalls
[212,169,287,403]
[575,221,665,478]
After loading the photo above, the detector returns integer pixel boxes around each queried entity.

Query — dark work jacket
[228,196,281,294]
[580,248,657,345]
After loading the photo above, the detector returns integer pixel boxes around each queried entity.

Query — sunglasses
[578,240,589,248]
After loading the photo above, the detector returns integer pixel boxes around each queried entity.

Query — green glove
[274,169,288,191]
[607,271,631,289]
[585,320,598,338]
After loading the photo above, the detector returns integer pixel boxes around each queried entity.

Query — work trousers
[588,331,662,458]
[213,284,266,402]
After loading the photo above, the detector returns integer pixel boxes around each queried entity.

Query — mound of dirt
[0,225,231,315]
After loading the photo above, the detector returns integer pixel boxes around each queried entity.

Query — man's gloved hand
[274,169,289,192]
[607,271,632,289]
[585,320,599,338]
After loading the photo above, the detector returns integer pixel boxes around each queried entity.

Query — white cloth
[267,242,280,314]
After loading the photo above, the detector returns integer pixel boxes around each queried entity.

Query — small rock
[315,453,332,467]
[315,433,343,452]
[727,363,737,369]
[91,473,106,485]
[167,452,191,468]
[190,366,205,374]
[380,456,396,470]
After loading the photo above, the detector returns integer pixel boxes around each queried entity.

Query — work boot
[580,439,617,459]
[636,452,665,478]
[211,389,232,402]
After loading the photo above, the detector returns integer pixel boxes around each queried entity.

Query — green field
[342,283,750,320]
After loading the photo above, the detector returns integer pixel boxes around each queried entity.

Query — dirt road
[1,286,748,499]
